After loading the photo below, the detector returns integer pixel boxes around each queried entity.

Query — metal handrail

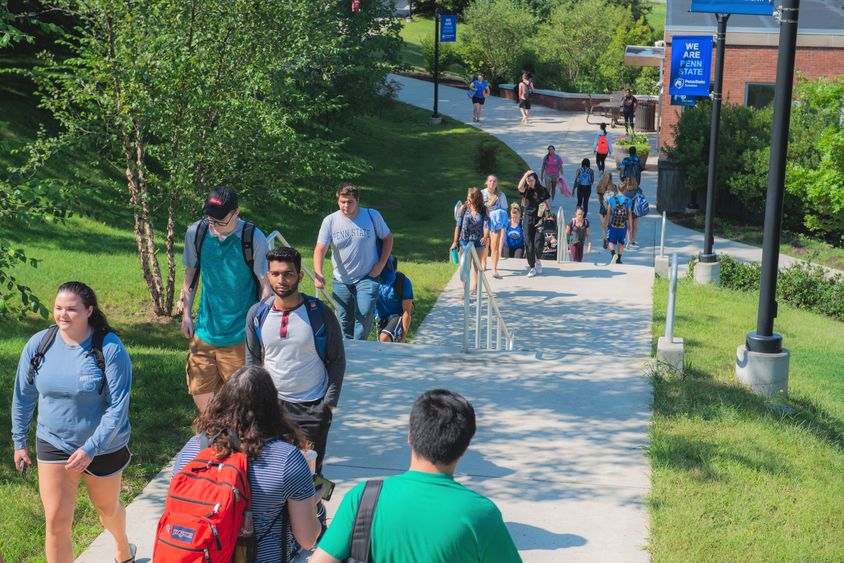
[556,206,569,263]
[266,230,341,311]
[459,244,514,353]
[659,211,667,257]
[453,200,464,221]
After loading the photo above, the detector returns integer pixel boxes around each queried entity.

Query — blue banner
[671,95,697,107]
[440,15,457,43]
[669,35,713,97]
[690,0,774,15]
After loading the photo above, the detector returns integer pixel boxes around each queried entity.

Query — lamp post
[432,7,441,123]
[696,13,729,286]
[736,0,799,397]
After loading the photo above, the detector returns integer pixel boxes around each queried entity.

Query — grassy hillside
[0,58,526,560]
[649,278,844,560]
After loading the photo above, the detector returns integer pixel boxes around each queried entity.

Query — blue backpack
[621,156,642,181]
[251,295,328,362]
[632,191,650,218]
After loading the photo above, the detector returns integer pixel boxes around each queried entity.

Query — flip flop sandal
[116,543,136,563]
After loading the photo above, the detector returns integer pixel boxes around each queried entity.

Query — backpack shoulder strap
[240,221,260,300]
[303,295,327,363]
[393,272,405,302]
[89,329,111,395]
[189,219,209,293]
[27,325,60,385]
[348,479,384,563]
[251,297,275,351]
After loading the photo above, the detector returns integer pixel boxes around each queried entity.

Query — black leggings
[505,246,525,258]
[523,220,544,268]
[623,111,634,131]
[577,186,591,215]
[596,152,607,173]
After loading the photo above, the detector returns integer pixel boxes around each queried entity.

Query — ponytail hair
[56,281,116,334]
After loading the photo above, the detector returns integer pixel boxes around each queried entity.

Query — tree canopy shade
[461,0,537,84]
[19,0,401,316]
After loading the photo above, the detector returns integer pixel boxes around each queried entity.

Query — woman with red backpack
[162,366,324,562]
[593,122,613,173]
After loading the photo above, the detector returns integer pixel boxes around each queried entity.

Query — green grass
[669,213,844,271]
[399,16,467,80]
[0,61,526,559]
[649,278,844,561]
[646,2,666,40]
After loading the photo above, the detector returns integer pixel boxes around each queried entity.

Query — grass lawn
[669,213,844,271]
[646,1,666,40]
[0,64,526,559]
[399,15,468,80]
[649,278,844,561]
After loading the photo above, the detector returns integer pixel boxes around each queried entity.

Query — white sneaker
[535,261,543,274]
[527,268,537,278]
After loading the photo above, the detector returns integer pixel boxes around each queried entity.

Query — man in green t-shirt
[310,389,522,563]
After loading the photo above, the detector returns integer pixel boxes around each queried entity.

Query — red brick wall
[658,45,844,152]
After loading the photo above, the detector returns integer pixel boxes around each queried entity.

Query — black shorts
[472,97,485,105]
[377,315,404,341]
[519,100,531,109]
[36,438,132,477]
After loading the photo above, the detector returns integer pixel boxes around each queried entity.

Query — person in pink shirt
[540,145,563,201]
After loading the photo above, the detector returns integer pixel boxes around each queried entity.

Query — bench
[584,91,625,127]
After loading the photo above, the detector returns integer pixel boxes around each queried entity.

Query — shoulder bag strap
[240,222,260,300]
[28,325,60,385]
[348,480,384,563]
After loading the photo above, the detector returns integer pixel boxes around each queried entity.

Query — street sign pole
[700,13,729,265]
[747,0,799,354]
[432,8,441,119]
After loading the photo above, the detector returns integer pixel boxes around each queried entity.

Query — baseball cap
[203,186,238,220]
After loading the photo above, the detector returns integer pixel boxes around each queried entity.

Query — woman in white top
[481,175,508,279]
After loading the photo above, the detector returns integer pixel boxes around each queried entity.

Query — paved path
[391,74,804,273]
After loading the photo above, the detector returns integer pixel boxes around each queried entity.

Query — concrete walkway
[390,73,804,273]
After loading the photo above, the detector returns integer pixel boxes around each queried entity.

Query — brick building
[659,0,844,151]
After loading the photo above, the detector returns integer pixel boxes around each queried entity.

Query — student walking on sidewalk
[314,183,393,340]
[540,146,563,201]
[593,122,613,173]
[565,206,592,262]
[574,158,595,215]
[12,282,135,563]
[596,172,614,249]
[517,170,550,278]
[518,72,534,124]
[481,175,508,279]
[469,73,491,123]
[451,187,490,295]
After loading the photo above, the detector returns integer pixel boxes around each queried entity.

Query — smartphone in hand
[313,473,335,502]
[19,459,27,479]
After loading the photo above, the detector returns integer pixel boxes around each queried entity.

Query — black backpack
[610,196,628,229]
[188,218,260,300]
[28,326,111,394]
[346,480,383,563]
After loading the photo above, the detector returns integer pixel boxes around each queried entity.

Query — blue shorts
[460,240,485,251]
[489,209,508,232]
[608,226,627,246]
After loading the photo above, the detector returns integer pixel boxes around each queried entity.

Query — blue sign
[690,0,774,15]
[440,15,457,43]
[669,35,713,97]
[671,95,697,107]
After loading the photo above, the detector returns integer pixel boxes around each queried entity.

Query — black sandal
[116,543,136,563]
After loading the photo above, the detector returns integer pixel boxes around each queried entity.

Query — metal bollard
[665,253,679,340]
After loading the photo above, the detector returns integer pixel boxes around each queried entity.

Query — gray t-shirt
[317,208,390,285]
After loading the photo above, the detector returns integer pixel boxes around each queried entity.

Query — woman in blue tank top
[503,204,526,258]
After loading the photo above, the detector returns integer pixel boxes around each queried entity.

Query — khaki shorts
[185,336,246,395]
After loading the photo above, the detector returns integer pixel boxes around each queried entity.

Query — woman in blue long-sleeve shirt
[11,281,135,563]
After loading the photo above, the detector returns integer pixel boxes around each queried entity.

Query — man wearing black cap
[180,186,270,411]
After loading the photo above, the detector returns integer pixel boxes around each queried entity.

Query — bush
[420,34,459,74]
[474,141,499,175]
[697,254,844,323]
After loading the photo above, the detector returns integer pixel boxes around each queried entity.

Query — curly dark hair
[194,366,307,460]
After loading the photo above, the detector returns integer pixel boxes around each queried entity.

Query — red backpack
[153,435,251,562]
[597,134,609,154]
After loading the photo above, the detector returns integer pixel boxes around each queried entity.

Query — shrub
[420,34,459,74]
[719,255,761,292]
[474,141,499,175]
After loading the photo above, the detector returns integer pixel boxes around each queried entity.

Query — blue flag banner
[669,35,714,97]
[671,95,697,107]
[440,15,457,43]
[690,0,774,15]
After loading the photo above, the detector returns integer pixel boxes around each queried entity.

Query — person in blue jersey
[375,257,414,343]
[469,72,491,123]
[173,366,324,562]
[12,282,135,563]
[502,203,526,258]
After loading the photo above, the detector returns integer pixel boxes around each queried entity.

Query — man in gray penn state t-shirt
[314,183,393,340]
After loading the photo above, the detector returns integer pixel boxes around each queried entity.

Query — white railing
[266,230,341,311]
[659,211,667,258]
[556,206,569,263]
[453,200,463,221]
[459,245,514,353]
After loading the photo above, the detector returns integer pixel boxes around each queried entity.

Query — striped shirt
[173,435,316,562]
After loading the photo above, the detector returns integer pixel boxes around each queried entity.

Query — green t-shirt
[319,471,521,563]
